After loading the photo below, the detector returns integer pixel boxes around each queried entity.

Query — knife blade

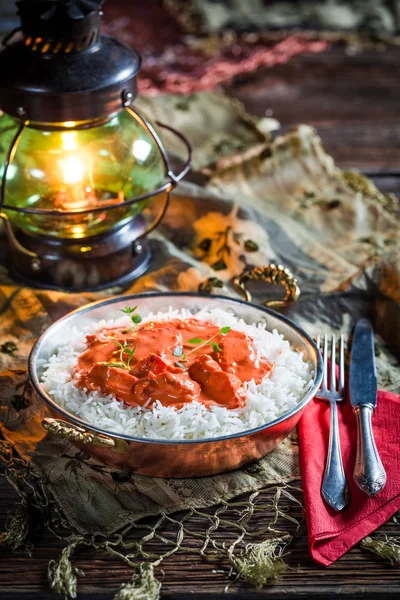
[349,319,386,496]
[350,319,378,409]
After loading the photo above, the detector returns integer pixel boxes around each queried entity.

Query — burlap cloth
[0,92,399,593]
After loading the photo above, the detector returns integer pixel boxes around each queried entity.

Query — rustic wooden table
[1,41,400,599]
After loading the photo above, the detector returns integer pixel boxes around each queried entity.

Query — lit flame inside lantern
[61,156,85,185]
[54,130,125,224]
[55,131,95,213]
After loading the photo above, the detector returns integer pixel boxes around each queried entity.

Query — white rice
[40,307,314,440]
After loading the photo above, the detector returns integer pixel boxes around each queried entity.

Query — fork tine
[323,334,328,390]
[316,336,322,388]
[339,334,345,395]
[330,334,336,391]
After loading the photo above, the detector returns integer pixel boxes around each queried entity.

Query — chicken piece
[84,363,138,403]
[77,339,118,374]
[129,323,183,364]
[188,354,221,385]
[218,330,273,384]
[204,371,244,409]
[133,353,170,378]
[130,372,201,407]
[189,354,244,409]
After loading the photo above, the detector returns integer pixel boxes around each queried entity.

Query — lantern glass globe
[0,109,165,238]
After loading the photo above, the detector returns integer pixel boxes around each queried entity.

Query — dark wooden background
[1,2,400,598]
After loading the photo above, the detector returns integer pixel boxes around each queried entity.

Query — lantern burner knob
[17,0,104,54]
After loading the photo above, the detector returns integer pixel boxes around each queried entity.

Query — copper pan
[29,293,322,478]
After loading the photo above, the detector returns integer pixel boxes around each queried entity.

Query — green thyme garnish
[103,339,137,370]
[172,326,231,367]
[172,345,189,368]
[102,362,130,370]
[121,306,142,330]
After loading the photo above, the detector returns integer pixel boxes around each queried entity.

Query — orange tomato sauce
[75,318,273,410]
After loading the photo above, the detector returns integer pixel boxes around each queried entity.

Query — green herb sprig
[121,306,142,332]
[103,339,137,370]
[173,326,231,368]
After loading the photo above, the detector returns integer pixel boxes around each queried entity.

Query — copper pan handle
[233,263,300,308]
[42,418,128,454]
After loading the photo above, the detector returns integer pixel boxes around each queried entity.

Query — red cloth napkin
[298,389,400,565]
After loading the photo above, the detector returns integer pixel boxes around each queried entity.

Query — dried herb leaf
[1,341,17,354]
[211,259,227,271]
[327,199,341,209]
[244,239,259,252]
[198,238,212,252]
[11,394,29,412]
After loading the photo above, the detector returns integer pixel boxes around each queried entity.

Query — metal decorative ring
[233,263,300,308]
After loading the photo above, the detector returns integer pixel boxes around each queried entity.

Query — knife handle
[353,405,386,496]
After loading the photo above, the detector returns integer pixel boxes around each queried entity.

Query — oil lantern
[0,0,191,290]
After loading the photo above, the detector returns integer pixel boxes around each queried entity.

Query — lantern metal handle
[123,103,192,241]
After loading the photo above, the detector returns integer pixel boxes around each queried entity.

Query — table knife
[349,319,386,497]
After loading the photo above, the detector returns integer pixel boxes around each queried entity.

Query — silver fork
[316,334,350,511]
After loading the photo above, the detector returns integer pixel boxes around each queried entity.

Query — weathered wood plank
[224,46,400,171]
[1,475,400,598]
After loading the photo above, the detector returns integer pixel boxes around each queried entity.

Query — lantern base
[6,217,152,292]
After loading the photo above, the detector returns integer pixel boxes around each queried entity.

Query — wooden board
[224,46,400,172]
